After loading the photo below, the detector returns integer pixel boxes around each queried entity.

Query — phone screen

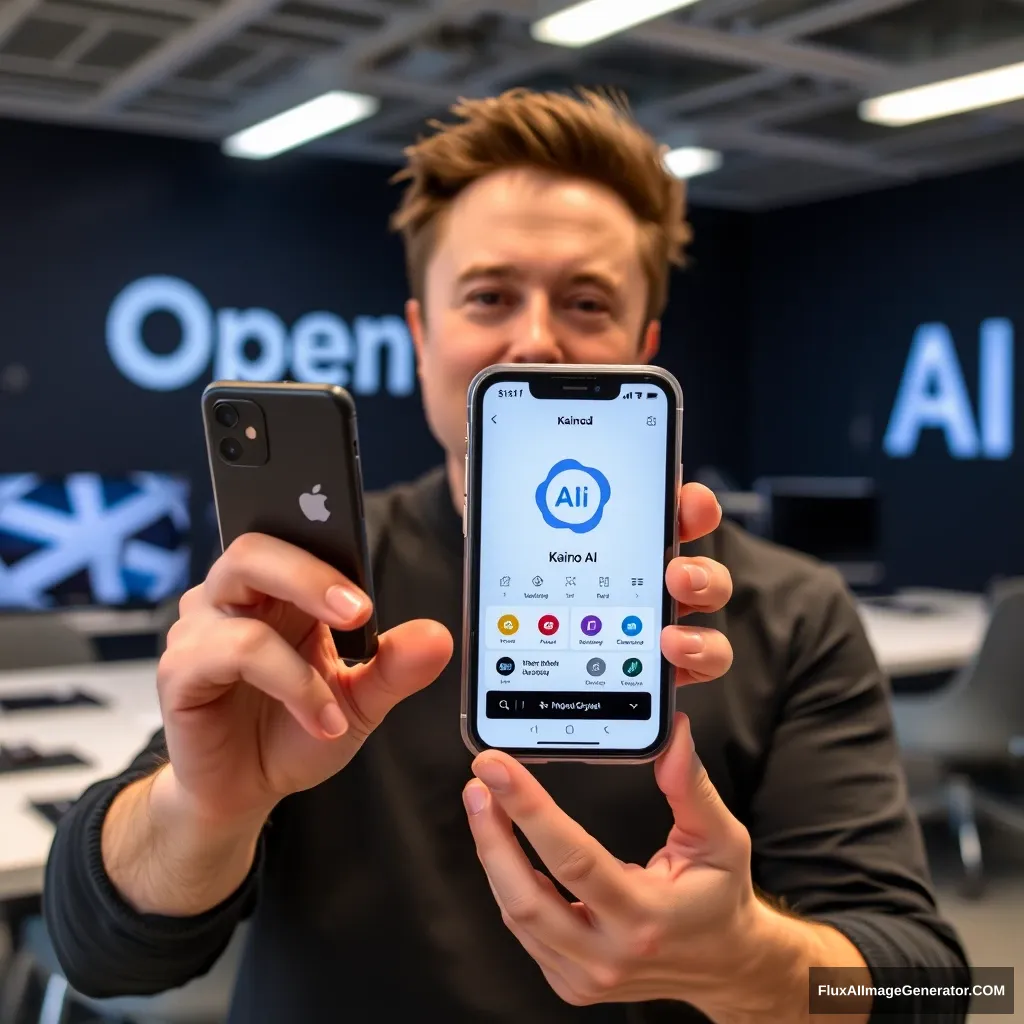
[465,370,680,759]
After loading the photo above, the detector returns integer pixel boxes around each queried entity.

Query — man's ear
[406,298,426,380]
[640,320,661,363]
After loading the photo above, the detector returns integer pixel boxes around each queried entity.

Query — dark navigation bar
[485,691,651,720]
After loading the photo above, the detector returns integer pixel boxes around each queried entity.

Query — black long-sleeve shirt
[44,466,970,1022]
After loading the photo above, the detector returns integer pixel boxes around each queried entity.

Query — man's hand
[660,482,734,682]
[103,532,453,915]
[462,483,868,1021]
[156,532,451,825]
[463,716,867,1021]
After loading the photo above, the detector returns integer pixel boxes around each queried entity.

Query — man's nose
[506,294,563,364]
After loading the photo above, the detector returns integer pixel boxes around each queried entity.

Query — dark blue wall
[748,159,1024,591]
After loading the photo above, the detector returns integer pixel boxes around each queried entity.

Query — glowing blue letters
[883,319,1014,460]
[106,275,415,395]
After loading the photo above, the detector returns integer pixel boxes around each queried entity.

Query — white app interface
[475,380,670,752]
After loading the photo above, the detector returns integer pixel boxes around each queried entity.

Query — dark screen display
[769,494,879,562]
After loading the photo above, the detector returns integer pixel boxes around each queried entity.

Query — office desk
[855,589,989,678]
[0,659,160,900]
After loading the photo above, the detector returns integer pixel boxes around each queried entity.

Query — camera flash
[245,426,257,440]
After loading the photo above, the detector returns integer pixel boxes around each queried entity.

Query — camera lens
[219,437,243,462]
[214,402,238,428]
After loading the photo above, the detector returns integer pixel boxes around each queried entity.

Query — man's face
[407,167,660,482]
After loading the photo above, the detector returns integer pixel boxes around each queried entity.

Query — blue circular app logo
[536,459,611,534]
[621,615,642,637]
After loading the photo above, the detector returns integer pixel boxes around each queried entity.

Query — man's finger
[337,619,452,737]
[204,532,373,629]
[660,624,734,684]
[158,616,348,740]
[463,780,595,959]
[665,555,732,614]
[654,714,747,866]
[470,753,636,918]
[678,482,722,544]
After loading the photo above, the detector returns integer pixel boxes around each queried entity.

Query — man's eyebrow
[454,264,522,286]
[565,270,620,293]
[454,264,621,292]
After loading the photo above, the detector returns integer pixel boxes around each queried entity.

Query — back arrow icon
[491,415,497,423]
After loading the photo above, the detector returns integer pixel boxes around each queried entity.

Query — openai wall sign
[106,275,416,396]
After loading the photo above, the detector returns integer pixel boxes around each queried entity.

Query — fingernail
[685,565,710,591]
[464,781,489,815]
[679,631,705,654]
[326,584,367,622]
[319,702,348,738]
[474,759,511,791]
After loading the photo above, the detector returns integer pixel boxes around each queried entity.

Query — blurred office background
[0,0,1023,1020]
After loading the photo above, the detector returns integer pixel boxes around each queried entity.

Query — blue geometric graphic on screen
[0,472,191,608]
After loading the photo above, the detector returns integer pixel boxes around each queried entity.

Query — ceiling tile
[808,0,1024,65]
[76,29,165,70]
[0,17,86,61]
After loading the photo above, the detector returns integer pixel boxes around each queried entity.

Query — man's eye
[572,297,609,314]
[469,291,504,307]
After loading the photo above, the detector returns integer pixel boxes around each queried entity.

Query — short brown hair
[389,88,691,323]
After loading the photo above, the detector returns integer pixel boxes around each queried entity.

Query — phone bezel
[460,364,684,764]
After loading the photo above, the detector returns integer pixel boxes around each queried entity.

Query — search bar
[485,691,651,720]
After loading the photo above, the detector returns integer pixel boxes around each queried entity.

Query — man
[44,89,969,1022]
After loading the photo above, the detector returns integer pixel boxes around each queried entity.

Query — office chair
[891,588,1024,897]
[0,615,96,670]
[987,575,1024,605]
[5,917,246,1024]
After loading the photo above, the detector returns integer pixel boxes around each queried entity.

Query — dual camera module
[208,396,269,468]
[214,402,243,462]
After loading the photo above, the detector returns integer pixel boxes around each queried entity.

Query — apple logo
[298,484,330,522]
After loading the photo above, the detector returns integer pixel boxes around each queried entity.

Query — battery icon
[646,392,657,398]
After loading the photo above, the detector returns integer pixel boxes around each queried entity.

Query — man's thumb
[655,713,744,855]
[339,619,453,733]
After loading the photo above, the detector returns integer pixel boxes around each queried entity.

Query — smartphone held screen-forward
[462,365,682,763]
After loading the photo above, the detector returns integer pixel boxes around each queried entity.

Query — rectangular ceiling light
[861,60,1024,127]
[532,0,702,48]
[663,146,722,179]
[223,90,379,159]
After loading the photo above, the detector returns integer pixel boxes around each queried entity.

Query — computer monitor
[752,477,883,588]
[0,471,190,609]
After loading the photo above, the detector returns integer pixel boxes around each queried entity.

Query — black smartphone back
[201,380,378,662]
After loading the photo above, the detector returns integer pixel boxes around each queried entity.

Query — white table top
[0,659,161,900]
[855,588,989,677]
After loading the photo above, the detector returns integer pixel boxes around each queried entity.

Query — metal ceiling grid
[1,0,1022,208]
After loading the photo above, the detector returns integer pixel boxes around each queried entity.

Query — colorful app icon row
[497,613,642,637]
[496,656,642,677]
